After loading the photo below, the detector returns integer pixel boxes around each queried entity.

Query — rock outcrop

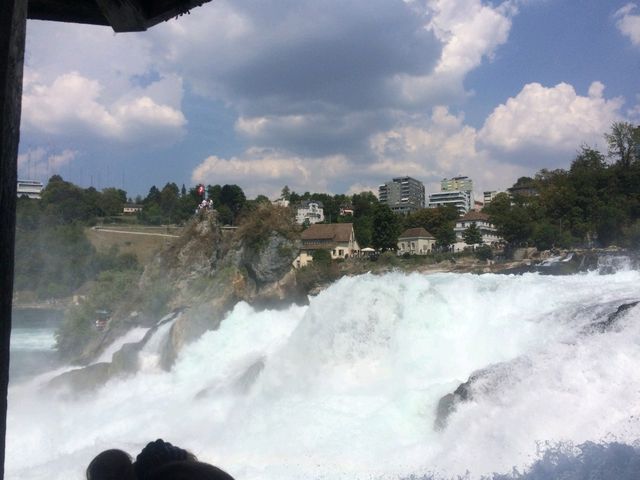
[434,357,532,431]
[50,205,304,391]
[499,251,599,275]
[589,301,639,333]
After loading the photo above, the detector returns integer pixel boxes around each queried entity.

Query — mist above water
[7,269,640,480]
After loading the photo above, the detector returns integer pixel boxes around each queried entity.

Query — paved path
[92,227,180,238]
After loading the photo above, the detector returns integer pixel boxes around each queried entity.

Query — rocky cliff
[50,205,303,392]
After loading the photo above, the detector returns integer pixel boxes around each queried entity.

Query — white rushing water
[10,327,56,352]
[6,270,640,479]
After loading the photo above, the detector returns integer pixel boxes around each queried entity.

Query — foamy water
[6,270,640,479]
[10,328,56,352]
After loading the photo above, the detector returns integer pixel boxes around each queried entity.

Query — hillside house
[340,204,354,216]
[296,200,324,225]
[295,223,360,267]
[453,211,501,251]
[397,227,436,255]
[123,203,143,214]
[16,180,43,199]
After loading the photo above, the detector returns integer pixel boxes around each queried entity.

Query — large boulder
[242,232,300,286]
[589,301,639,333]
[434,357,532,431]
[47,362,111,395]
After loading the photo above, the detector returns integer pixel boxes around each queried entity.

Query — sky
[17,0,640,199]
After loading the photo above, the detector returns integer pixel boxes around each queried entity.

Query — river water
[9,308,62,383]
[6,268,640,479]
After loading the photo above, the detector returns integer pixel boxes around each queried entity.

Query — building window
[338,249,344,257]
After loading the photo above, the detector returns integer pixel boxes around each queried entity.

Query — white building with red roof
[295,223,360,267]
[453,211,501,251]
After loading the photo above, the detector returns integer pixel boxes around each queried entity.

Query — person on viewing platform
[86,449,136,480]
[146,460,235,480]
[87,439,234,480]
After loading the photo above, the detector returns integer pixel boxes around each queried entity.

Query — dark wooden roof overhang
[27,0,211,32]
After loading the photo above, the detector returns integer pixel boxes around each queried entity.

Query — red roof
[399,227,435,239]
[459,211,490,222]
[301,223,354,243]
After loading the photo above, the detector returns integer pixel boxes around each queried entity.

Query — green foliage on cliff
[236,202,299,249]
[55,270,140,358]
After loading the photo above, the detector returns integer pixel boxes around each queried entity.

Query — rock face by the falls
[51,204,303,390]
[434,357,533,431]
[434,299,640,430]
[590,301,639,333]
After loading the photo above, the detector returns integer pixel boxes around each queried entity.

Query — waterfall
[6,269,640,480]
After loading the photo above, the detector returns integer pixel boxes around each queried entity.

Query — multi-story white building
[378,176,425,215]
[16,180,43,199]
[441,176,473,193]
[483,191,503,207]
[295,200,324,224]
[428,190,471,215]
[452,211,501,251]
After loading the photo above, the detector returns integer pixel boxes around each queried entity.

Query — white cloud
[21,71,186,145]
[367,106,535,193]
[479,81,623,154]
[430,0,512,76]
[615,3,640,47]
[346,183,380,196]
[394,0,513,105]
[191,148,352,197]
[25,22,155,104]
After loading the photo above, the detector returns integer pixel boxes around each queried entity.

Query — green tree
[206,184,222,207]
[531,222,560,250]
[40,175,95,224]
[406,206,457,236]
[144,185,161,205]
[474,245,493,261]
[484,193,533,246]
[220,184,247,222]
[434,225,456,250]
[605,122,640,168]
[371,204,401,251]
[100,187,127,216]
[462,224,482,245]
[311,249,331,266]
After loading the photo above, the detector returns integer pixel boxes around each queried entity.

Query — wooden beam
[27,0,212,32]
[27,0,108,26]
[94,0,147,32]
[0,1,28,479]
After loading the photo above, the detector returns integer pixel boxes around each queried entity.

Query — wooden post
[0,1,27,478]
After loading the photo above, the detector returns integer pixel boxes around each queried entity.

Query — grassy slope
[85,224,183,265]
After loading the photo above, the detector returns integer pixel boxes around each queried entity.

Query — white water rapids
[7,269,640,479]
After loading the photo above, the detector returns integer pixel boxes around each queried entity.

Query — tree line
[485,122,640,250]
[15,175,139,299]
[15,120,640,299]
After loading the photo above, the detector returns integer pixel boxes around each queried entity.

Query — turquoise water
[10,308,62,382]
